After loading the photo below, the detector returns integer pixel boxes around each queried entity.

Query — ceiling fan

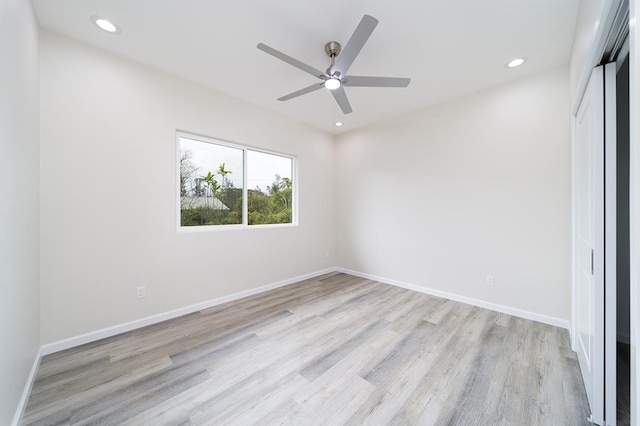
[257,15,411,115]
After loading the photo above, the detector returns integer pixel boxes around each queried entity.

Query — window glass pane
[247,150,293,225]
[180,136,243,226]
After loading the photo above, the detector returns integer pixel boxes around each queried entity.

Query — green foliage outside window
[179,138,293,227]
[248,175,293,225]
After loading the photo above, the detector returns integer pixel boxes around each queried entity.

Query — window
[178,132,295,229]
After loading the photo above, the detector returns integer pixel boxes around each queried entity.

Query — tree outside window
[179,134,295,228]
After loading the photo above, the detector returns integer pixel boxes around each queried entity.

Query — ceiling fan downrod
[324,41,341,76]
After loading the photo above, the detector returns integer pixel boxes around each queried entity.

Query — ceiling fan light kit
[257,15,411,115]
[324,78,341,90]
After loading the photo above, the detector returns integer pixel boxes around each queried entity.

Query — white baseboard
[18,266,572,425]
[12,346,42,426]
[20,266,570,423]
[41,267,338,355]
[41,266,570,356]
[336,267,571,330]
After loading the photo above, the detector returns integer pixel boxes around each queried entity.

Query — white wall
[0,0,41,423]
[39,31,336,344]
[335,66,571,321]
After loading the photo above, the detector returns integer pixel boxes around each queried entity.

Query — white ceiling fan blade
[331,86,352,114]
[257,43,326,78]
[277,82,325,101]
[333,15,378,75]
[344,76,411,87]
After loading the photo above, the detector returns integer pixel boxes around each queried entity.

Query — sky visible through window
[247,150,292,191]
[180,137,292,191]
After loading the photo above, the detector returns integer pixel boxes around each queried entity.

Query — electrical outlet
[136,286,146,299]
[486,275,495,286]
[324,250,330,258]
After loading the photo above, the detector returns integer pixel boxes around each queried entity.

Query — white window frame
[176,131,298,232]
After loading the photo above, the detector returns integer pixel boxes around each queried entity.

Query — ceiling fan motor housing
[324,41,341,58]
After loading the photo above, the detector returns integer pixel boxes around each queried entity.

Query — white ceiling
[32,0,580,134]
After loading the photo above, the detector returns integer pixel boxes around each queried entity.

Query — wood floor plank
[70,364,211,425]
[299,318,390,381]
[118,377,224,426]
[21,272,591,425]
[21,355,173,423]
[212,373,310,425]
[25,352,173,411]
[436,323,509,424]
[386,305,504,423]
[348,348,438,425]
[297,374,377,424]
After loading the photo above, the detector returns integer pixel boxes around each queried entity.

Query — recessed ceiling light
[506,57,527,68]
[91,16,121,34]
[334,122,344,127]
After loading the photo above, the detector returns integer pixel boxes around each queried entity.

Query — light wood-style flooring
[22,272,591,425]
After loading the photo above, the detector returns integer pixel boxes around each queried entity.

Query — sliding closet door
[575,65,605,425]
[603,61,618,426]
[574,61,619,425]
